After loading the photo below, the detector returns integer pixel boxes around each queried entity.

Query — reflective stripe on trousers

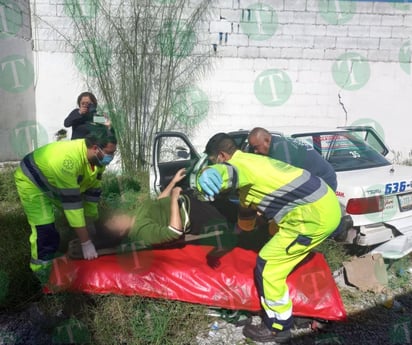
[254,188,341,332]
[15,168,60,271]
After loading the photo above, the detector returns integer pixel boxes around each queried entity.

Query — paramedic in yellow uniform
[14,127,117,273]
[197,133,341,344]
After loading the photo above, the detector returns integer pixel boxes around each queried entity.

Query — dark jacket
[269,137,338,191]
[64,109,94,140]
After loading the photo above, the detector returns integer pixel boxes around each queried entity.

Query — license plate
[398,193,412,212]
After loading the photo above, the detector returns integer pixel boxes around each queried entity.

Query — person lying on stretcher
[101,168,192,247]
[70,168,269,263]
[70,168,272,265]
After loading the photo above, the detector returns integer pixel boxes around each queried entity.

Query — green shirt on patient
[127,196,187,246]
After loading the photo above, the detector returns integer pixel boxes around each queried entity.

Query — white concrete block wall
[0,0,37,161]
[27,0,412,159]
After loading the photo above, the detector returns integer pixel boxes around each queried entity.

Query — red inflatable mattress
[44,245,346,321]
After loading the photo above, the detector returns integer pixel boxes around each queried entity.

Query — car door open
[150,131,200,196]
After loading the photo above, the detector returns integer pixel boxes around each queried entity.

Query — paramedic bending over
[197,133,341,344]
[14,127,117,274]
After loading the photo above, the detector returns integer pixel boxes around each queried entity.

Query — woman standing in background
[64,92,110,139]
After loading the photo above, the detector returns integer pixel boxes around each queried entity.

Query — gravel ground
[1,278,411,344]
[196,295,412,345]
[1,292,411,345]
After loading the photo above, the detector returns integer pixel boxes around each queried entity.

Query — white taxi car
[150,126,412,259]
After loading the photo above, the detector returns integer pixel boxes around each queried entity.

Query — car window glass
[290,136,312,148]
[157,137,191,164]
[341,128,388,156]
[364,132,387,155]
[293,132,390,172]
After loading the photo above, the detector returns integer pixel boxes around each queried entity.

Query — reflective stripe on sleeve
[21,153,83,210]
[222,162,238,191]
[83,188,101,202]
[60,188,83,209]
[259,171,328,223]
[21,154,55,198]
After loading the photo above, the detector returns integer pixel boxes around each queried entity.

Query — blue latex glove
[198,168,222,198]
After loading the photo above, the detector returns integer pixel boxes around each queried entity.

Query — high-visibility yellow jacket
[15,139,104,228]
[199,150,333,225]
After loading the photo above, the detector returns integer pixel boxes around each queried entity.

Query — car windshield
[292,131,391,172]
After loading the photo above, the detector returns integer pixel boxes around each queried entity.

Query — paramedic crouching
[14,127,117,274]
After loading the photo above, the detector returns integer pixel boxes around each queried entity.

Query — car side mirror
[176,146,190,159]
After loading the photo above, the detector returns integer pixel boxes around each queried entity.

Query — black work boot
[243,321,291,343]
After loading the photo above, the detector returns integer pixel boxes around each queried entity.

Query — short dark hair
[85,124,117,148]
[77,92,97,107]
[249,127,270,138]
[205,132,237,156]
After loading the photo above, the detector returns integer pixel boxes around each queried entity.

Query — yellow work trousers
[255,187,341,332]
